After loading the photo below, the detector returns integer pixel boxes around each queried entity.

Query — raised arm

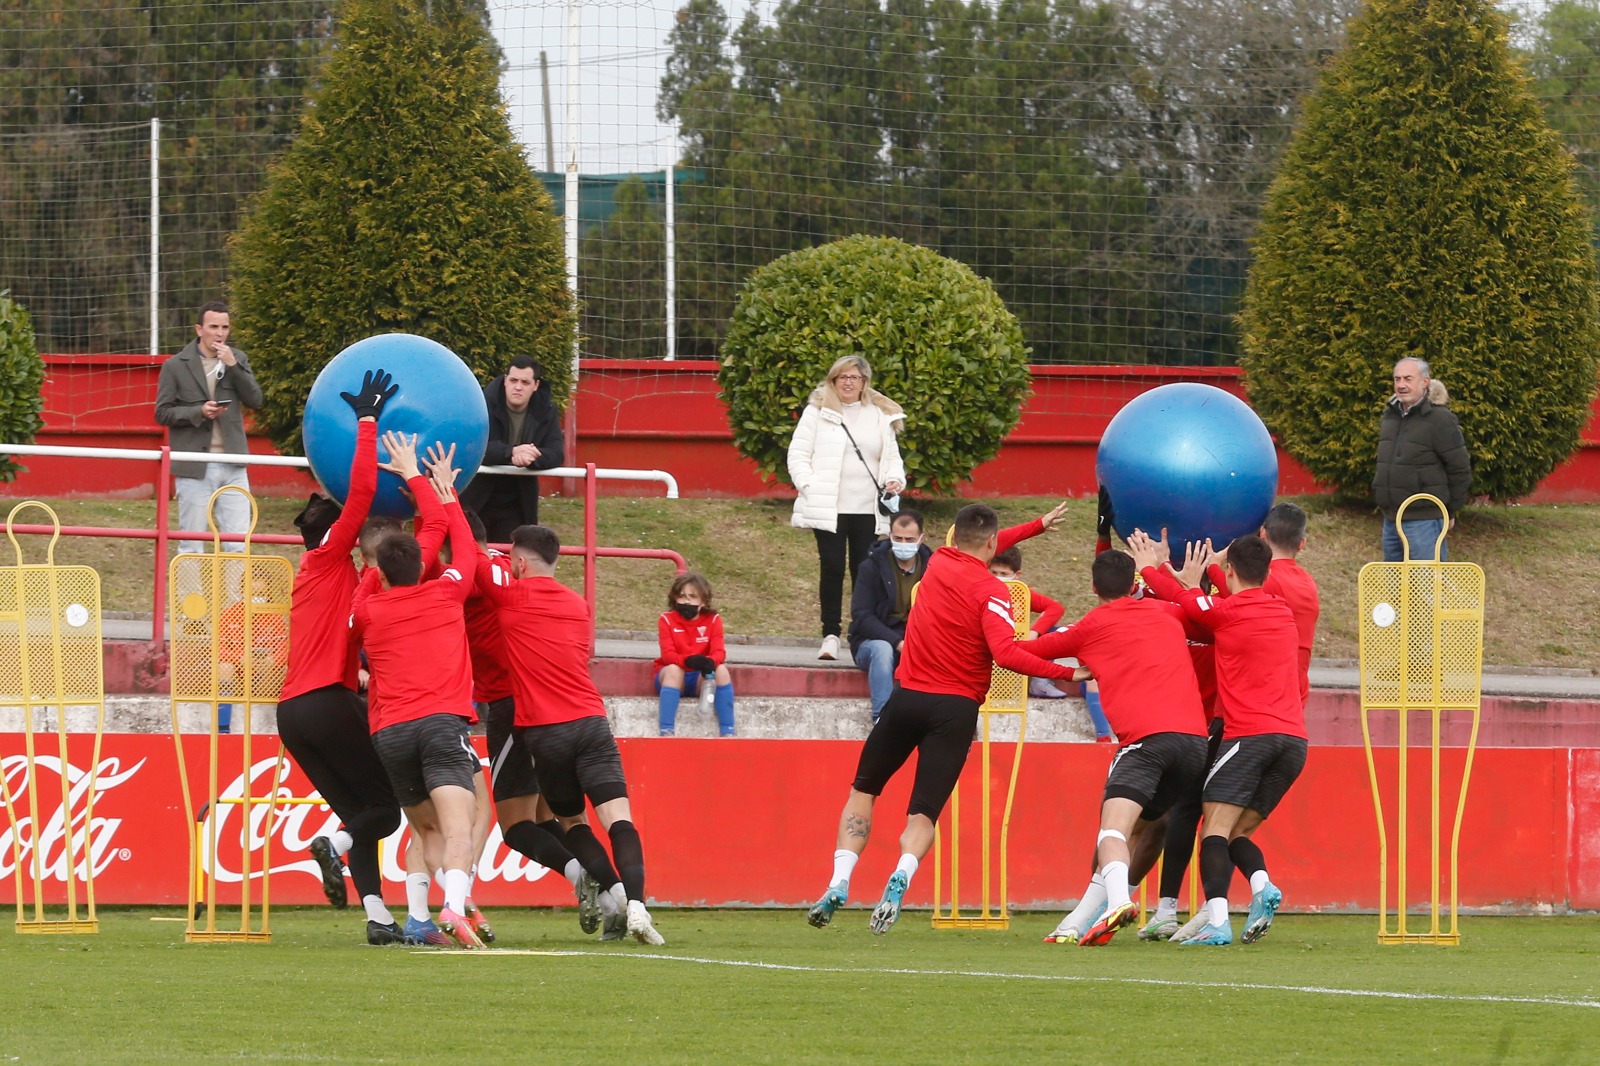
[996,501,1068,553]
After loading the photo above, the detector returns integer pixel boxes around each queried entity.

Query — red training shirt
[280,420,377,701]
[1033,597,1207,744]
[1026,588,1065,634]
[654,609,726,673]
[1207,557,1320,704]
[473,556,607,728]
[895,520,1076,703]
[350,487,477,734]
[1142,565,1304,739]
[465,552,515,703]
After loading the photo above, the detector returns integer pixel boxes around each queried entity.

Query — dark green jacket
[1372,390,1471,522]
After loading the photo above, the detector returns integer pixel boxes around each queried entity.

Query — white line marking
[421,950,1600,1010]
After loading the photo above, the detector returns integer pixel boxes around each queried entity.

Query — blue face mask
[890,540,921,561]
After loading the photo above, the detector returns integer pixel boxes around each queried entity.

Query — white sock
[1250,870,1270,894]
[1102,861,1130,910]
[405,873,431,922]
[330,829,354,858]
[611,882,630,909]
[443,868,471,914]
[362,894,394,924]
[597,884,621,917]
[434,868,444,885]
[564,858,584,888]
[1065,873,1107,931]
[831,849,859,891]
[1156,896,1180,922]
[1206,896,1229,927]
[466,863,478,903]
[894,853,919,887]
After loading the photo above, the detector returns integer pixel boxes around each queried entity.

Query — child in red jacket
[654,573,735,737]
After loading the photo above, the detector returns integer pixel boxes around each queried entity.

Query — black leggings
[814,513,877,638]
[278,685,401,901]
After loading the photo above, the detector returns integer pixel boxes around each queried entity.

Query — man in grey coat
[153,301,264,553]
[1372,357,1471,561]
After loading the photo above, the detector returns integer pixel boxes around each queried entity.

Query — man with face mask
[848,509,931,723]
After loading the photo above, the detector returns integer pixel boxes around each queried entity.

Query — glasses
[835,373,864,383]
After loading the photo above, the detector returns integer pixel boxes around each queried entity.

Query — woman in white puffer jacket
[786,355,907,660]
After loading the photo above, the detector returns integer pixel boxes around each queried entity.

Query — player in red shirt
[1131,530,1306,947]
[350,435,485,949]
[472,524,665,946]
[654,572,734,736]
[1139,502,1321,942]
[806,503,1081,935]
[1029,550,1211,946]
[458,507,603,934]
[274,370,407,945]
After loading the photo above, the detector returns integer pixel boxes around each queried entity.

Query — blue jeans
[1382,516,1448,562]
[854,639,898,721]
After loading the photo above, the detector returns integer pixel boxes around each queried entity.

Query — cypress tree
[1239,0,1600,501]
[230,0,573,451]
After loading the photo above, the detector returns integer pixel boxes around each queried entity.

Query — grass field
[2,909,1598,1062]
[19,493,1600,668]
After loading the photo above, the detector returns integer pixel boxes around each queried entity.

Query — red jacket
[654,610,726,673]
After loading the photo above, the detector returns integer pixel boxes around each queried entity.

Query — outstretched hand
[426,442,460,504]
[1172,538,1213,589]
[1038,500,1069,533]
[340,368,398,421]
[1125,528,1164,573]
[378,431,422,481]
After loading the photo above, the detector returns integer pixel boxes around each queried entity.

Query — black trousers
[477,485,538,545]
[814,513,877,638]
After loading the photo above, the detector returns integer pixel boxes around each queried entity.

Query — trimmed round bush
[0,293,44,482]
[718,235,1032,492]
[1239,0,1600,502]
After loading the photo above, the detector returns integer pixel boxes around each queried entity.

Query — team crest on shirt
[697,625,707,639]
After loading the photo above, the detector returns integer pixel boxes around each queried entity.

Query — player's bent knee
[1096,828,1127,845]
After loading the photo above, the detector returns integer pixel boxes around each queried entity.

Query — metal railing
[0,443,687,647]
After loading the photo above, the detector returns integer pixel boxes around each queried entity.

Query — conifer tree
[1240,0,1600,500]
[230,0,572,450]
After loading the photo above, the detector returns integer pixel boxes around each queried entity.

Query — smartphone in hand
[214,398,233,408]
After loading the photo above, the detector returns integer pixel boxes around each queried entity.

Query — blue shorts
[653,668,706,697]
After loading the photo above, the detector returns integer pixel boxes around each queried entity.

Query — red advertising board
[1,734,1592,912]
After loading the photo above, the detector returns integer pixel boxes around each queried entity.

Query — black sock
[1159,799,1203,898]
[1228,837,1267,882]
[1200,834,1234,903]
[607,819,646,903]
[504,820,579,874]
[537,818,569,848]
[346,841,382,901]
[561,822,620,889]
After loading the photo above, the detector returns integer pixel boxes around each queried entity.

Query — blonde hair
[809,355,904,427]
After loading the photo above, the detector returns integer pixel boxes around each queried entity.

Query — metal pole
[540,51,556,173]
[665,161,676,361]
[150,117,160,356]
[562,0,581,492]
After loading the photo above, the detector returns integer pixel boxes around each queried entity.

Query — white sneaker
[1168,911,1210,945]
[1029,678,1068,699]
[627,899,665,945]
[819,635,840,660]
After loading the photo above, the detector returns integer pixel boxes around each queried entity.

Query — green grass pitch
[2,909,1597,1063]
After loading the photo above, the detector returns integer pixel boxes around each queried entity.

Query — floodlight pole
[561,0,581,493]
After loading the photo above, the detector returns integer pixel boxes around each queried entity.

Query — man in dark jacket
[461,356,565,542]
[848,509,931,722]
[1372,358,1471,561]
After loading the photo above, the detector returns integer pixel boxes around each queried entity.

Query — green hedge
[229,0,573,453]
[719,235,1031,492]
[0,293,44,482]
[1239,0,1600,501]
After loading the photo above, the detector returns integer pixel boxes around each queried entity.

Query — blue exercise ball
[303,333,489,518]
[1096,382,1278,562]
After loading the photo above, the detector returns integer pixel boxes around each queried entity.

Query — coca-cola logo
[0,754,140,881]
[202,757,553,886]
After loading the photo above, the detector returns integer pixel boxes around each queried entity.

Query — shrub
[229,0,573,453]
[1239,0,1600,501]
[0,293,45,481]
[718,235,1031,492]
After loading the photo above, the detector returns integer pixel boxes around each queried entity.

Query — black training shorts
[484,696,541,803]
[521,715,629,818]
[1102,731,1210,820]
[851,685,981,821]
[1202,733,1309,816]
[371,713,481,808]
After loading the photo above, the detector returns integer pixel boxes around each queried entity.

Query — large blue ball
[1096,383,1278,561]
[303,334,489,517]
